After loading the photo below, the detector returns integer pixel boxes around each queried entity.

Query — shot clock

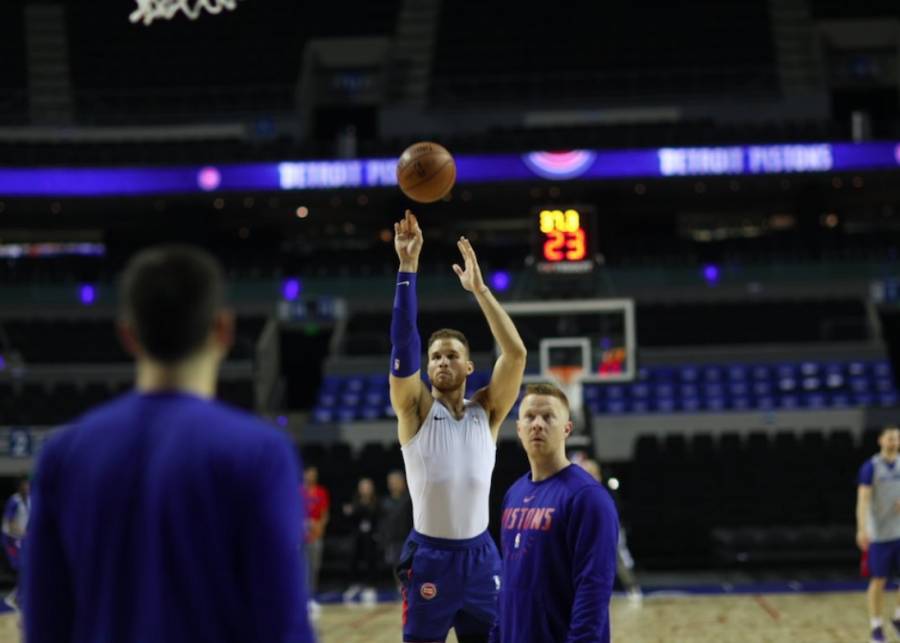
[533,205,596,274]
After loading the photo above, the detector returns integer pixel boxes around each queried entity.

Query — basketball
[396,142,456,203]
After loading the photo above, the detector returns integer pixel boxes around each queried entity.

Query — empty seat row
[312,359,898,422]
[0,378,255,425]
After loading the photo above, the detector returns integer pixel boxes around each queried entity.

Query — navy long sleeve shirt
[23,391,314,643]
[493,464,618,643]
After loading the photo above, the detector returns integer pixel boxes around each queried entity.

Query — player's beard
[431,370,463,393]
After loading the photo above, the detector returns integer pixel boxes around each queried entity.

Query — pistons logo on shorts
[420,582,438,600]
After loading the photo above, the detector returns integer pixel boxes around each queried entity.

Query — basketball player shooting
[389,210,527,643]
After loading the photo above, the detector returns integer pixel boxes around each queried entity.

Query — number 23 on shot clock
[534,206,596,274]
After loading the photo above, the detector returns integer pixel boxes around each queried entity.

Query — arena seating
[2,316,266,363]
[342,299,870,359]
[584,359,897,413]
[310,359,898,423]
[431,0,777,104]
[65,0,401,123]
[0,1,27,125]
[0,377,256,426]
[0,117,848,165]
[625,427,869,566]
[811,0,900,18]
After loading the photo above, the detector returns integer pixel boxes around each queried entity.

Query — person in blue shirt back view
[22,245,314,643]
[492,382,618,643]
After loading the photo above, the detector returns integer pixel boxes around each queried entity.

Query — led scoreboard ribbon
[2,141,900,197]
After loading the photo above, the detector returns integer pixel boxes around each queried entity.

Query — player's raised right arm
[389,211,430,445]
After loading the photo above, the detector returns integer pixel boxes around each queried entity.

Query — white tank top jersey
[401,398,496,539]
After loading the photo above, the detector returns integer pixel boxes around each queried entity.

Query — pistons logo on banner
[420,582,438,600]
[522,150,596,180]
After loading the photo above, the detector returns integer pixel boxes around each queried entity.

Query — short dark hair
[427,328,470,355]
[522,382,570,411]
[119,245,225,364]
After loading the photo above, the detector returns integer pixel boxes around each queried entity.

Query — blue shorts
[870,538,900,578]
[397,529,501,642]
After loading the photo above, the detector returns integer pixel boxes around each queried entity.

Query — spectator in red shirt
[303,465,329,613]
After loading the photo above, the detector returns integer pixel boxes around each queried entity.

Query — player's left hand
[452,236,487,293]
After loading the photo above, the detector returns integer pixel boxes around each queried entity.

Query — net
[547,365,585,386]
[130,0,241,25]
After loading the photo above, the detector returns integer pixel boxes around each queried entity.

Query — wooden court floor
[0,591,876,642]
[312,592,870,643]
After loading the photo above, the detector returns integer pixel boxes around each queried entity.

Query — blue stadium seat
[654,383,675,399]
[312,407,334,424]
[727,365,748,381]
[874,361,893,378]
[751,365,771,380]
[880,393,898,407]
[753,382,772,396]
[829,393,850,408]
[655,398,676,413]
[653,367,676,381]
[632,383,650,399]
[345,377,365,393]
[681,384,699,398]
[365,391,386,406]
[360,406,382,420]
[800,362,820,377]
[801,377,821,391]
[366,373,388,389]
[776,363,797,379]
[704,383,725,398]
[607,400,627,414]
[321,376,342,392]
[854,394,874,407]
[848,362,867,377]
[779,395,800,409]
[778,377,797,393]
[804,394,827,409]
[321,358,899,421]
[825,371,844,389]
[729,382,749,396]
[631,400,651,413]
[340,393,361,407]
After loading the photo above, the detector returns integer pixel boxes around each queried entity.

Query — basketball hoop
[129,0,242,25]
